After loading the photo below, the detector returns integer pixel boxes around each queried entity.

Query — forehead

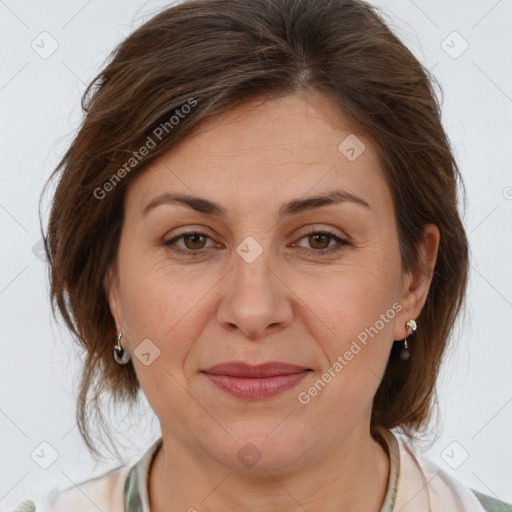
[125,92,391,217]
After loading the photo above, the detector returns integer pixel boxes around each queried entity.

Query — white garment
[46,466,130,512]
[393,439,487,511]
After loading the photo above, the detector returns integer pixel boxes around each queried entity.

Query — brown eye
[307,233,332,250]
[182,233,207,250]
[162,231,217,255]
[292,230,350,255]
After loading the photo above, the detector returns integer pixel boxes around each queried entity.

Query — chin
[199,422,312,473]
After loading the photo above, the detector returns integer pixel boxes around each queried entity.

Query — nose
[216,246,293,339]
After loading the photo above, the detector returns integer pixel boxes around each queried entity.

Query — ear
[394,223,440,340]
[103,261,124,334]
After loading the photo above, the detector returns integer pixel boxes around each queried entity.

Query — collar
[124,430,400,511]
[123,428,488,511]
[124,437,162,512]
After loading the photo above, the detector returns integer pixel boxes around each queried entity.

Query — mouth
[201,362,312,400]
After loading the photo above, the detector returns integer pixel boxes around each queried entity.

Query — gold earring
[400,319,417,361]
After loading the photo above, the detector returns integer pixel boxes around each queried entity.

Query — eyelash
[161,228,350,257]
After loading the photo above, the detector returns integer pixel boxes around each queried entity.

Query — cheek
[118,252,219,365]
[295,254,399,337]
[118,260,210,418]
[291,250,400,396]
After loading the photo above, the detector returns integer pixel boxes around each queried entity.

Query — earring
[113,332,131,365]
[400,319,417,361]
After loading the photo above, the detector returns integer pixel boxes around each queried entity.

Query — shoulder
[46,465,130,512]
[8,501,36,512]
[400,439,512,512]
[470,489,512,512]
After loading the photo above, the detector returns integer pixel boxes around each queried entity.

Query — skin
[105,91,439,511]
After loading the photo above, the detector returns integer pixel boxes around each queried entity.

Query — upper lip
[202,362,311,378]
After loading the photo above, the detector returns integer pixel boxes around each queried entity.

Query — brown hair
[42,0,469,461]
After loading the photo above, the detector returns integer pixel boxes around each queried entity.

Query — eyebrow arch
[141,188,371,218]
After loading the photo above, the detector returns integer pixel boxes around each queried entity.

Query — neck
[148,426,390,512]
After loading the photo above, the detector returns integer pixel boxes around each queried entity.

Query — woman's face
[107,92,439,471]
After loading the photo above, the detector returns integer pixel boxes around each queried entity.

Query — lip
[201,362,312,400]
[204,362,310,377]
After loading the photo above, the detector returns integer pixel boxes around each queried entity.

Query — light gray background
[1,0,511,510]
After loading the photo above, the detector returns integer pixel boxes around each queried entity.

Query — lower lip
[203,372,310,400]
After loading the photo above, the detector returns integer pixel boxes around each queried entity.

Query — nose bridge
[230,236,278,311]
[216,235,292,337]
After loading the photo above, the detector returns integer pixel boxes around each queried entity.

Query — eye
[161,228,350,257]
[162,231,219,256]
[291,229,350,255]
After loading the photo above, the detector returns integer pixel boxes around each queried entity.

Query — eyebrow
[141,188,371,218]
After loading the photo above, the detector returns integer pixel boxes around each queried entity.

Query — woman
[13,0,512,510]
